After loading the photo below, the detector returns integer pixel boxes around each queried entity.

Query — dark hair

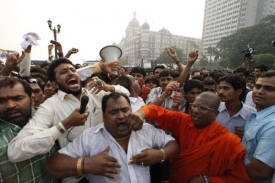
[218,74,246,101]
[209,71,225,83]
[203,78,217,86]
[184,79,204,93]
[159,69,176,78]
[233,67,250,78]
[115,75,132,92]
[102,92,130,113]
[21,76,45,91]
[192,75,204,81]
[47,58,73,81]
[259,71,275,78]
[31,67,47,76]
[145,76,159,86]
[255,64,268,72]
[130,67,146,77]
[246,76,255,83]
[0,77,32,98]
[153,65,165,75]
[40,62,50,69]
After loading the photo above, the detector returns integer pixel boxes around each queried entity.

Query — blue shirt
[216,102,255,133]
[242,105,275,183]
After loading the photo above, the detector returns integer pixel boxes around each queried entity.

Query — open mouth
[66,78,79,88]
[117,122,128,130]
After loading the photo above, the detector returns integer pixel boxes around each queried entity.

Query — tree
[155,47,187,65]
[218,15,275,69]
[253,53,275,69]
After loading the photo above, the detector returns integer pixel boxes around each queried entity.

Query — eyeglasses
[189,103,217,112]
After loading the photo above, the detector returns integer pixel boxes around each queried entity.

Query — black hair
[218,74,246,101]
[130,67,146,77]
[145,76,159,86]
[21,76,45,91]
[259,71,275,78]
[47,58,73,81]
[255,64,268,72]
[233,67,250,78]
[115,75,132,92]
[184,79,204,93]
[153,65,165,75]
[102,92,130,113]
[158,69,176,78]
[0,77,32,98]
[203,78,217,86]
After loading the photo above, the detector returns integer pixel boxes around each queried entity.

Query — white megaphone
[99,45,122,75]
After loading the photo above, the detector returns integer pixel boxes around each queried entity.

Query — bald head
[196,92,220,110]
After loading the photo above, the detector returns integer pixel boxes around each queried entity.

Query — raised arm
[19,45,31,76]
[166,47,184,72]
[177,50,198,86]
[1,52,25,76]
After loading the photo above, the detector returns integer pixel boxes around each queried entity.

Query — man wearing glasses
[129,92,250,183]
[21,76,45,108]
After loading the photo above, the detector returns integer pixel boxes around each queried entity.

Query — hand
[48,44,54,51]
[24,45,32,53]
[165,47,179,61]
[5,51,25,69]
[69,48,79,54]
[84,146,121,179]
[62,108,89,130]
[188,176,204,183]
[87,78,107,94]
[99,61,121,75]
[163,81,180,98]
[129,148,162,166]
[172,91,182,108]
[127,110,145,131]
[188,50,199,65]
[234,126,244,139]
[55,42,63,52]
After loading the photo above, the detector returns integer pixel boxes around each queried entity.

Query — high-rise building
[202,0,275,56]
[117,12,202,67]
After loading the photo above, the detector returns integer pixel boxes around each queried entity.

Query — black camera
[242,45,257,61]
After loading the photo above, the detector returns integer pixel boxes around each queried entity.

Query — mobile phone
[50,40,58,45]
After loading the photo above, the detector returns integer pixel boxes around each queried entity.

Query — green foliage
[253,53,275,69]
[218,15,275,69]
[155,47,187,65]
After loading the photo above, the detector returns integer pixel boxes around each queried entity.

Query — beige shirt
[8,86,129,162]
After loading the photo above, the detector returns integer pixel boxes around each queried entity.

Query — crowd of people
[0,41,275,183]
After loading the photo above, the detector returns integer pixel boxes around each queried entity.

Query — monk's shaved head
[196,92,220,110]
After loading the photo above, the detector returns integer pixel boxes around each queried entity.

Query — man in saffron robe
[128,92,250,183]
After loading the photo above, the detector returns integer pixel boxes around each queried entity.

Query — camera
[242,45,257,61]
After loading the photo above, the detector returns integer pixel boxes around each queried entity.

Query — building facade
[202,0,275,56]
[118,12,202,67]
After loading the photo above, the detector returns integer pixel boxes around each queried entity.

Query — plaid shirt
[0,110,59,183]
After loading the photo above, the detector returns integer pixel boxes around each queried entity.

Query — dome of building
[127,12,140,28]
[158,27,170,34]
[141,22,150,30]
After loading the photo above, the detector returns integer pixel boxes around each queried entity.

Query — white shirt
[244,90,256,108]
[8,86,129,162]
[216,102,256,133]
[59,123,175,183]
[129,96,145,112]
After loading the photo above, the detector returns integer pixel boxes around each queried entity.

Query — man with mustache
[0,77,58,182]
[8,57,133,183]
[129,92,250,183]
[216,74,255,139]
[242,71,275,182]
[44,92,179,183]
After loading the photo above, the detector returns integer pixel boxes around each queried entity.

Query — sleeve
[254,125,275,169]
[146,124,175,149]
[19,52,31,76]
[145,88,159,104]
[113,84,130,96]
[7,101,62,162]
[59,129,90,158]
[141,105,188,133]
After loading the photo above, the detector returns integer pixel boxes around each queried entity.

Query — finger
[105,160,121,168]
[103,172,116,179]
[102,167,120,174]
[101,146,110,155]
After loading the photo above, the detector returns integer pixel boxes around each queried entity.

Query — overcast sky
[0,0,205,64]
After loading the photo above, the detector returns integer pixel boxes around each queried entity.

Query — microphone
[79,95,89,114]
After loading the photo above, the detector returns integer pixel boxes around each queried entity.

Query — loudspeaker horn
[99,45,122,62]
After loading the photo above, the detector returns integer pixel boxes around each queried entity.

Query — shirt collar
[255,105,275,121]
[218,102,227,112]
[219,102,248,119]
